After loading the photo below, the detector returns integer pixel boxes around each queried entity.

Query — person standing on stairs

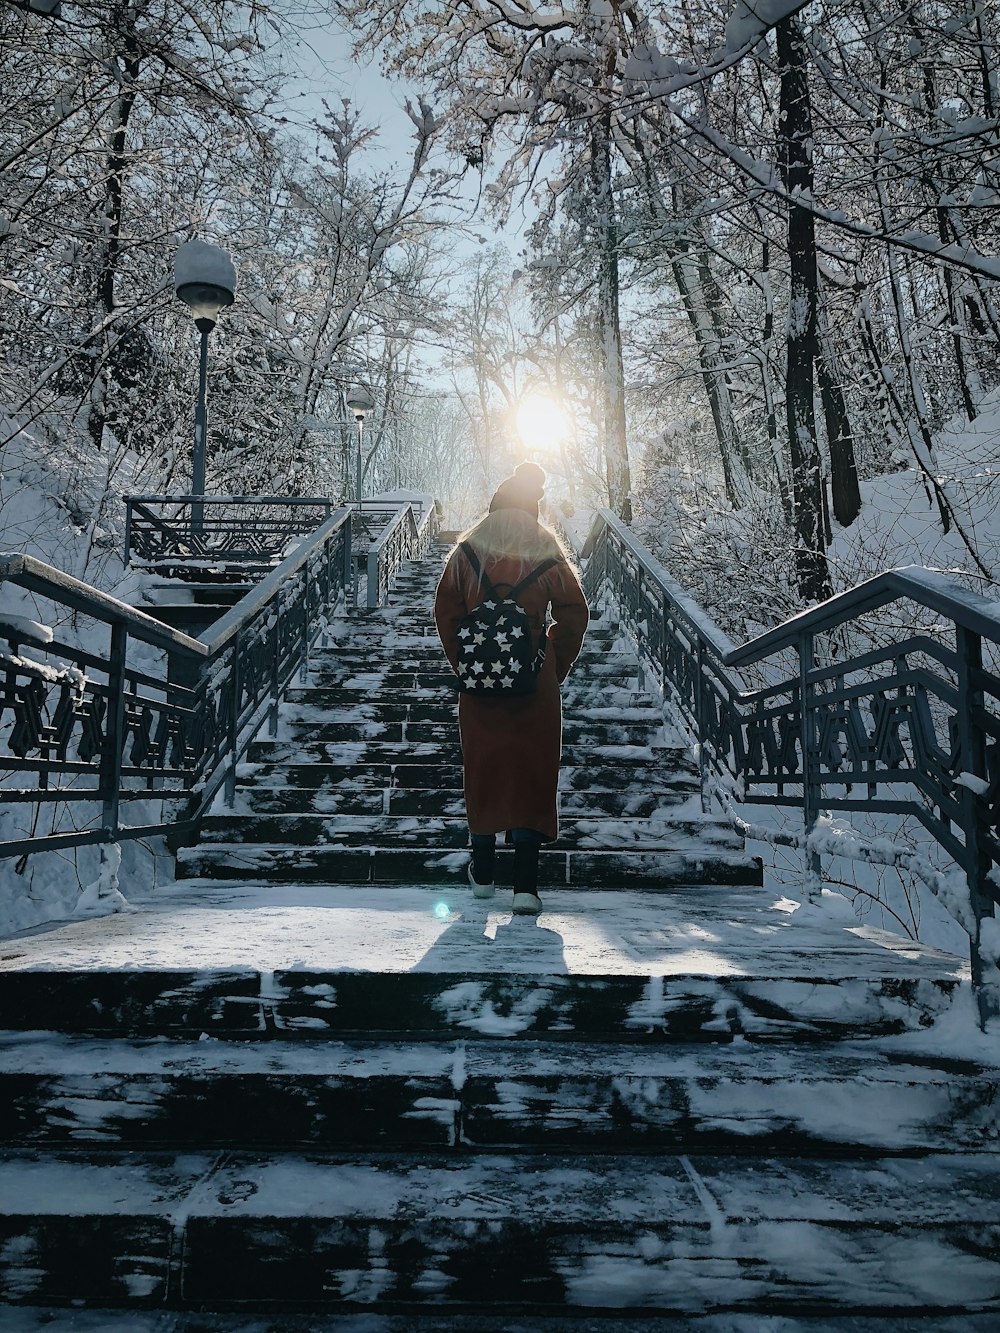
[433,462,589,915]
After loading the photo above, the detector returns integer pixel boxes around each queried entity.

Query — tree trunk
[777,16,831,602]
[87,5,140,451]
[670,244,739,505]
[816,303,861,527]
[591,109,631,521]
[754,225,793,520]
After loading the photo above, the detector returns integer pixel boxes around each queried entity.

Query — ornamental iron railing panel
[583,508,999,1019]
[363,502,439,608]
[0,507,356,857]
[0,499,439,861]
[124,495,335,578]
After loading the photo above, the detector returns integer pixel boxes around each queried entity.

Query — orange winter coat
[433,546,589,841]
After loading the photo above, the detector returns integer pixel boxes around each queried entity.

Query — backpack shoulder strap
[508,557,563,600]
[459,541,499,600]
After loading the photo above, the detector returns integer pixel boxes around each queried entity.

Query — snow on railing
[583,507,999,1023]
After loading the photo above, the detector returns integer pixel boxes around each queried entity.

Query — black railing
[0,497,443,862]
[124,495,335,577]
[0,509,354,857]
[364,502,439,608]
[583,508,999,1021]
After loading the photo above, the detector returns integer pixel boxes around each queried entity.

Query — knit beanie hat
[488,461,546,519]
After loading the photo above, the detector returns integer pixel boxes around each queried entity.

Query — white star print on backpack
[453,541,562,696]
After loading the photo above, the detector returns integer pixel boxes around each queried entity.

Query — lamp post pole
[174,240,236,540]
[346,386,375,505]
[191,319,212,527]
[354,416,364,505]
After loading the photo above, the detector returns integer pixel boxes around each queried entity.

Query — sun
[516,393,570,454]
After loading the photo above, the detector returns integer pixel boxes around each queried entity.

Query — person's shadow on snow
[489,906,568,973]
[411,894,569,975]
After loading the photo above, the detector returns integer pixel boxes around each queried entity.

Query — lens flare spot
[434,901,452,920]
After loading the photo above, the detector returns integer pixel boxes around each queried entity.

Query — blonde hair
[456,509,568,584]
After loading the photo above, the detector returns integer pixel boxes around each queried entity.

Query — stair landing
[0,881,967,979]
[0,883,969,1042]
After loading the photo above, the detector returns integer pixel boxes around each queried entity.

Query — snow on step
[0,885,968,1042]
[1,1031,996,1154]
[1,1150,998,1311]
[196,812,746,852]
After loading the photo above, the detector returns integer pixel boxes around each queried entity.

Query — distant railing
[583,508,999,1021]
[124,495,335,577]
[364,502,439,608]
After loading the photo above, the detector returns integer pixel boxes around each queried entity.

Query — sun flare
[516,393,570,454]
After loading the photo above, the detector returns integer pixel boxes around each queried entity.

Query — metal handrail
[0,499,444,863]
[364,502,439,608]
[0,510,354,859]
[0,554,206,659]
[583,508,999,1022]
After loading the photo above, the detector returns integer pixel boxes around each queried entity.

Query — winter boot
[511,842,542,915]
[468,843,496,899]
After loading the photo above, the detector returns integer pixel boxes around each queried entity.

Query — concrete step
[1,1034,995,1155]
[286,684,659,712]
[0,885,967,1042]
[176,843,762,889]
[283,701,666,730]
[139,603,233,632]
[196,814,745,853]
[322,626,623,651]
[301,664,640,691]
[245,740,691,769]
[236,761,699,794]
[233,786,701,819]
[0,1149,996,1311]
[278,719,669,747]
[0,1312,992,1332]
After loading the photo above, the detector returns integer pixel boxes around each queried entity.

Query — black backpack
[453,541,561,696]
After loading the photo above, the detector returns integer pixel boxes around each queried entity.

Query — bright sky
[277,19,418,162]
[275,19,527,247]
[267,15,531,401]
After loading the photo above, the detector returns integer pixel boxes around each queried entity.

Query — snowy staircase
[0,543,997,1322]
[178,541,761,892]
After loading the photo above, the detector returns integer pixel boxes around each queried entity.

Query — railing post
[123,499,133,569]
[299,563,311,683]
[224,631,241,806]
[955,625,998,1026]
[367,544,379,609]
[342,515,354,611]
[99,622,127,841]
[269,601,282,738]
[321,535,333,648]
[799,631,821,904]
[695,637,709,813]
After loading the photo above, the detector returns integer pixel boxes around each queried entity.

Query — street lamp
[174,239,236,536]
[346,385,375,504]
